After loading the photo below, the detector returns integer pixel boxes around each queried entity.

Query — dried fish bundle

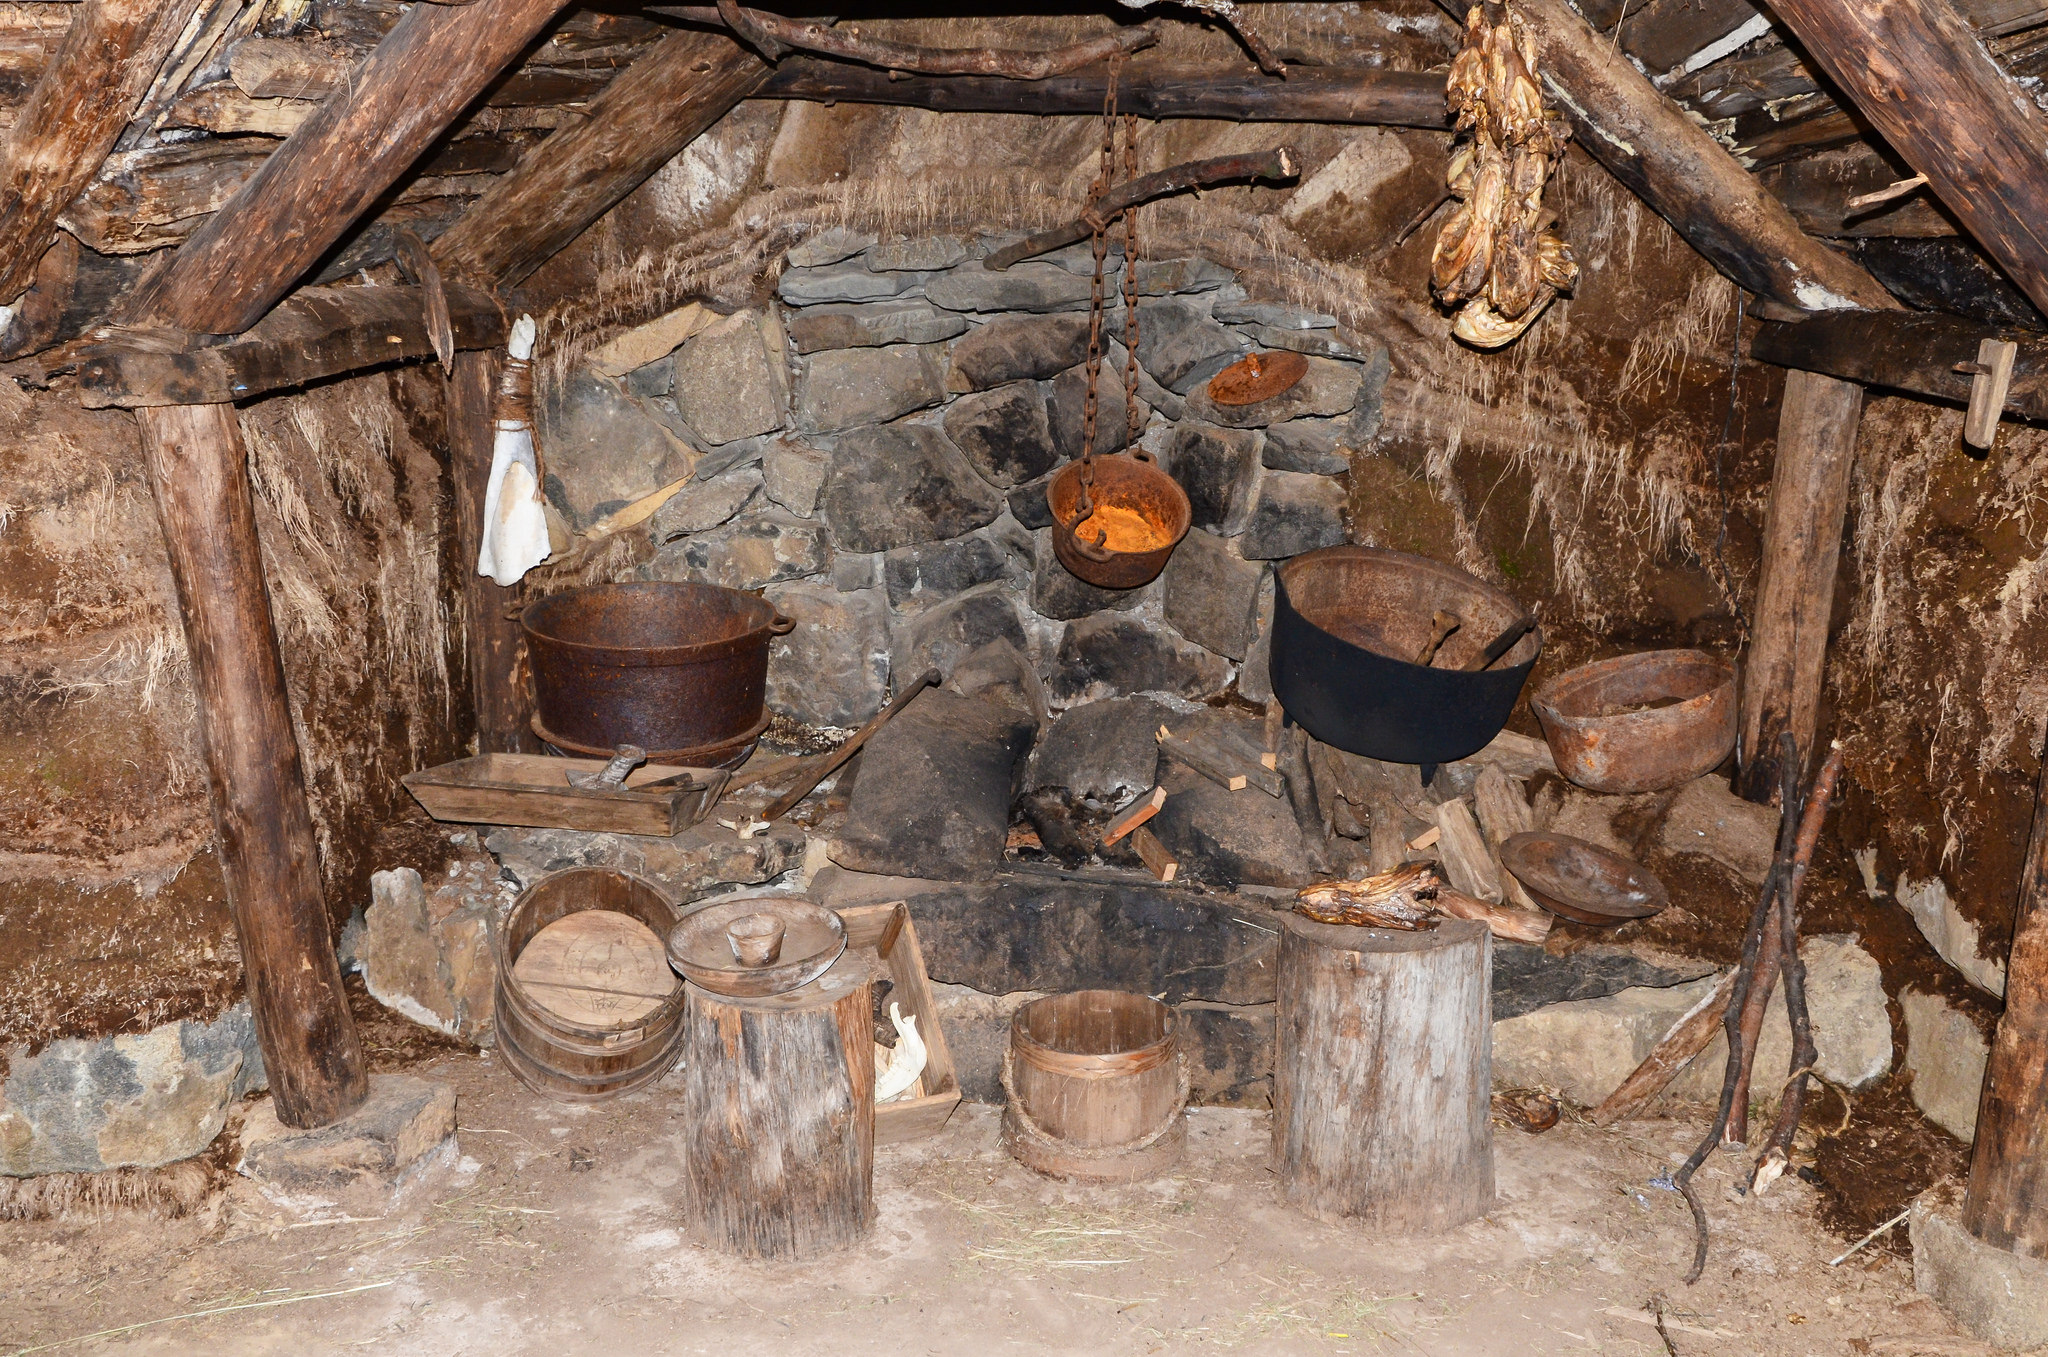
[1432,3,1580,349]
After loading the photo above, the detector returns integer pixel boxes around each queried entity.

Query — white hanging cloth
[477,314,551,587]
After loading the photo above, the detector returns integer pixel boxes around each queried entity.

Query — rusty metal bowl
[1046,451,1192,590]
[522,582,792,762]
[1270,546,1541,765]
[1530,648,1735,793]
[1499,831,1669,926]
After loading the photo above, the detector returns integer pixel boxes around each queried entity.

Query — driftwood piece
[1751,310,2048,421]
[985,148,1299,270]
[134,403,368,1129]
[1966,724,2048,1257]
[656,5,1159,77]
[1101,785,1167,847]
[0,0,204,303]
[1590,968,1739,1126]
[679,966,875,1258]
[1295,861,1445,930]
[117,0,575,334]
[1275,912,1493,1231]
[433,28,766,287]
[1736,370,1862,803]
[449,351,532,753]
[75,282,515,407]
[1434,797,1501,903]
[756,58,1451,127]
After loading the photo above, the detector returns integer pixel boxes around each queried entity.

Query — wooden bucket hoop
[1000,1048,1191,1162]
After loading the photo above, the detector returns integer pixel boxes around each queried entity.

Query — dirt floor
[0,1046,2003,1357]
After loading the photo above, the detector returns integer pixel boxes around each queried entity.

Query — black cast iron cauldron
[1270,546,1541,766]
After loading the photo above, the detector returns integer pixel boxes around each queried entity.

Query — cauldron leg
[1419,763,1438,789]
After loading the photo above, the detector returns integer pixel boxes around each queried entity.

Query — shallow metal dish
[1499,832,1669,926]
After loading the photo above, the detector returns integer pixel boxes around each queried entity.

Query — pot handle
[1131,448,1157,465]
[1058,514,1115,563]
[768,612,796,635]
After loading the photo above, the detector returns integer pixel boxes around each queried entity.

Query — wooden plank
[1157,723,1285,797]
[115,0,575,335]
[1736,370,1862,803]
[1764,0,2048,318]
[1750,310,2048,419]
[1965,337,2020,449]
[403,753,723,835]
[511,909,675,1027]
[1131,826,1178,883]
[1759,145,1958,239]
[1101,786,1168,848]
[447,350,533,754]
[134,401,368,1129]
[1617,0,1767,79]
[432,27,767,287]
[0,0,206,302]
[75,281,515,407]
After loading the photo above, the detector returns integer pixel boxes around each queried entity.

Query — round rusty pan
[1531,648,1735,793]
[1499,832,1669,926]
[1046,451,1192,590]
[1208,350,1308,406]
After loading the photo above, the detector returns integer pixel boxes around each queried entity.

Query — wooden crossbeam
[1750,311,2048,421]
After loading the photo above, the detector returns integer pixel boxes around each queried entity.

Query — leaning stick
[758,668,939,822]
[1589,967,1738,1126]
[985,148,1299,270]
[654,5,1161,78]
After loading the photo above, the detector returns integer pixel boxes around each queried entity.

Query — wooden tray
[838,902,963,1146]
[403,753,728,838]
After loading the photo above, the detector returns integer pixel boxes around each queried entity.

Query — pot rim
[1531,647,1733,727]
[1274,545,1543,674]
[521,581,791,665]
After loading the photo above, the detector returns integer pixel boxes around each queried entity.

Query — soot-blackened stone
[945,314,1093,390]
[943,381,1058,487]
[1160,421,1261,534]
[1027,693,1178,803]
[820,423,1003,552]
[1051,613,1232,704]
[1161,528,1264,660]
[1238,470,1348,560]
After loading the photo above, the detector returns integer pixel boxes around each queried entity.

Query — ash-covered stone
[884,530,1017,610]
[946,637,1048,725]
[761,436,830,517]
[1213,298,1337,329]
[1051,612,1232,704]
[647,507,829,589]
[1007,470,1057,529]
[1160,421,1262,534]
[893,583,1031,681]
[1183,354,1366,428]
[1136,296,1249,393]
[832,687,1039,881]
[868,236,970,271]
[670,309,789,446]
[1048,361,1153,461]
[943,381,1058,486]
[946,313,1093,390]
[487,819,807,902]
[647,464,761,540]
[820,423,1003,552]
[1029,528,1149,621]
[795,342,947,433]
[779,260,922,304]
[786,298,968,354]
[786,226,876,268]
[1239,470,1348,559]
[764,579,890,726]
[1027,693,1177,802]
[1162,528,1265,660]
[925,260,1095,313]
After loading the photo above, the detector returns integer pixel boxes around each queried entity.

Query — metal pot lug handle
[768,612,796,635]
[1059,515,1115,563]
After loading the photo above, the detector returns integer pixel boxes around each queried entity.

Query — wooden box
[403,753,726,838]
[837,901,962,1146]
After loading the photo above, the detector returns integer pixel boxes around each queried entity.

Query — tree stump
[680,963,875,1259]
[1274,913,1493,1232]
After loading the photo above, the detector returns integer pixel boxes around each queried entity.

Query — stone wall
[539,231,1386,728]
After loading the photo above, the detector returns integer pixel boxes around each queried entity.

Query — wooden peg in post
[1963,338,2018,451]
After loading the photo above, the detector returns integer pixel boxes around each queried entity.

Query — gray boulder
[820,424,1004,552]
[1903,989,1990,1142]
[1048,361,1152,461]
[1135,297,1248,393]
[867,236,971,271]
[1213,298,1337,329]
[925,260,1094,313]
[761,436,831,517]
[1052,613,1232,704]
[786,226,875,268]
[884,530,1018,611]
[1029,528,1149,621]
[1239,471,1348,560]
[786,298,968,354]
[779,260,920,304]
[1162,528,1265,659]
[893,583,1030,682]
[943,381,1058,487]
[764,579,890,727]
[1264,417,1356,475]
[670,309,789,446]
[647,464,760,540]
[646,508,829,589]
[535,369,682,529]
[1160,421,1262,534]
[946,313,1092,390]
[1029,693,1176,803]
[795,343,947,434]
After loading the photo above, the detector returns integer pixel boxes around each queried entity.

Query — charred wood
[1750,310,2048,419]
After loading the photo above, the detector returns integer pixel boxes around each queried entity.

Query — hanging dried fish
[1432,3,1579,349]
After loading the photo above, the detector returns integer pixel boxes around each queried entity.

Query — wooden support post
[0,0,203,303]
[1964,728,2048,1257]
[448,350,531,752]
[432,28,768,287]
[1736,370,1863,803]
[116,0,575,334]
[1764,0,2048,319]
[135,404,368,1129]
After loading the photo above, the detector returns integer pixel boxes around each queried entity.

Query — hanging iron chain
[1120,109,1142,454]
[1076,56,1126,525]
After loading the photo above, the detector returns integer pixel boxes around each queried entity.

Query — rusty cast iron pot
[1046,451,1192,590]
[522,582,792,762]
[1270,546,1540,765]
[1530,648,1735,793]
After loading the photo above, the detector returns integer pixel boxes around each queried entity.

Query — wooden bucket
[492,867,686,1102]
[1001,989,1188,1183]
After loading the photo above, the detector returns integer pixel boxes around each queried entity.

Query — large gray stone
[764,579,890,726]
[1492,973,1719,1105]
[1238,569,1277,704]
[670,309,788,446]
[1656,776,1778,887]
[820,423,1004,552]
[1902,989,1989,1141]
[943,381,1058,487]
[1151,750,1324,888]
[238,1074,456,1214]
[883,530,1017,610]
[761,436,830,517]
[1007,470,1056,530]
[1162,528,1264,659]
[1136,297,1248,393]
[1913,1184,2048,1350]
[786,226,875,268]
[487,819,807,903]
[924,260,1095,313]
[1028,693,1175,802]
[1051,613,1233,704]
[795,343,947,434]
[1131,257,1236,295]
[1049,361,1153,461]
[1160,421,1262,534]
[0,1005,266,1175]
[779,260,920,304]
[832,688,1039,881]
[946,313,1092,390]
[786,298,969,354]
[1899,874,2007,997]
[1029,528,1147,621]
[1239,470,1348,560]
[646,507,829,589]
[647,464,761,540]
[362,859,507,1047]
[1183,355,1366,428]
[1213,298,1337,329]
[1264,417,1356,475]
[536,370,684,529]
[867,235,970,271]
[945,637,1048,725]
[892,583,1029,681]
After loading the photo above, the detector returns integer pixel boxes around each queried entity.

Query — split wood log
[1471,765,1544,915]
[134,403,369,1128]
[755,58,1451,128]
[1157,723,1284,796]
[1434,888,1552,944]
[1130,825,1178,883]
[1101,785,1167,847]
[1736,370,1862,803]
[1274,912,1494,1231]
[1751,311,2048,421]
[0,0,206,303]
[1589,968,1739,1126]
[1434,797,1501,903]
[654,4,1160,78]
[1367,790,1411,874]
[116,0,576,334]
[74,282,515,408]
[679,967,875,1259]
[1964,721,2048,1257]
[1764,0,2048,318]
[1425,0,1896,314]
[986,147,1299,270]
[432,28,766,287]
[448,350,532,753]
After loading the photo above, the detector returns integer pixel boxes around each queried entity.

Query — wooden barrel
[1274,913,1494,1232]
[1001,989,1188,1183]
[492,867,686,1102]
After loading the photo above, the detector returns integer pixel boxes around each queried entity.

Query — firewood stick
[985,148,1299,270]
[1101,786,1167,847]
[1434,888,1551,944]
[1590,968,1738,1126]
[758,669,938,821]
[1131,825,1177,882]
[653,5,1160,78]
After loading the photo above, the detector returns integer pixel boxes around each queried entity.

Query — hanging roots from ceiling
[1432,4,1580,349]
